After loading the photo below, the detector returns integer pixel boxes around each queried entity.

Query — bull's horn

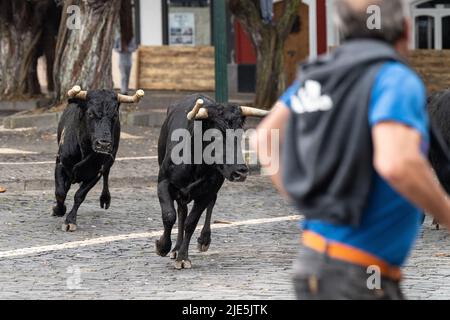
[240,106,270,117]
[117,89,145,103]
[187,99,208,120]
[67,85,87,99]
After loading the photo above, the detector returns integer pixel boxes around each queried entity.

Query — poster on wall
[169,13,196,46]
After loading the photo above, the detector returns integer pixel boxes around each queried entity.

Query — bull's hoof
[170,250,178,260]
[197,236,211,252]
[62,223,77,232]
[432,219,440,230]
[52,205,66,217]
[155,239,171,257]
[175,259,192,270]
[197,242,210,253]
[99,193,111,210]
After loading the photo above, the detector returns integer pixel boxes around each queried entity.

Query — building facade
[126,0,450,92]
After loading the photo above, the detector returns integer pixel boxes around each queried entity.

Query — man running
[254,0,450,300]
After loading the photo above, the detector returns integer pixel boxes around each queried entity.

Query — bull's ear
[70,100,88,120]
[73,99,88,110]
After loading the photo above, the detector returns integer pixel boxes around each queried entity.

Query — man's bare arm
[251,102,291,198]
[373,122,450,230]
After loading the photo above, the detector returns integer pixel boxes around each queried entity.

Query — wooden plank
[140,56,215,66]
[140,67,214,78]
[139,81,215,91]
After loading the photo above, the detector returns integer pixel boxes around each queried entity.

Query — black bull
[156,94,268,269]
[52,86,144,232]
[428,90,450,228]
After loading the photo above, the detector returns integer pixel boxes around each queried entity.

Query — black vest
[282,39,406,227]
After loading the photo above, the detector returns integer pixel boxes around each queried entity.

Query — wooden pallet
[136,46,215,91]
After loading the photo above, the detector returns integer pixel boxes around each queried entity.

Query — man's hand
[373,122,450,230]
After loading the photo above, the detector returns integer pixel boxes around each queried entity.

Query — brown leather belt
[303,230,402,281]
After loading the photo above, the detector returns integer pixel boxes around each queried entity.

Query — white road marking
[38,132,143,140]
[0,152,255,166]
[0,156,158,166]
[0,215,300,258]
[0,148,37,155]
[121,132,144,140]
[0,126,36,132]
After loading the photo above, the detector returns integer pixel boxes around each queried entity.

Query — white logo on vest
[291,80,333,114]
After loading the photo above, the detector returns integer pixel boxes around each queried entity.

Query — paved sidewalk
[0,122,449,300]
[0,180,448,299]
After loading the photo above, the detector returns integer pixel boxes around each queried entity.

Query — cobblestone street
[0,125,449,299]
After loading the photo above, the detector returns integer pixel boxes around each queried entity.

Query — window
[443,16,450,49]
[412,0,450,49]
[416,16,435,49]
[417,0,450,8]
[165,0,212,46]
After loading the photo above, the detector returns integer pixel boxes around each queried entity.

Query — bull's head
[67,85,144,154]
[187,99,269,182]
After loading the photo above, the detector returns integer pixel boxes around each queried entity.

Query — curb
[122,110,167,127]
[2,110,166,129]
[0,100,37,112]
[3,112,61,129]
[3,109,263,129]
[0,166,262,192]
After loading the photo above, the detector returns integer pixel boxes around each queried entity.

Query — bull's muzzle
[230,166,249,182]
[93,139,113,154]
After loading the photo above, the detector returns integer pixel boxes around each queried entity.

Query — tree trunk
[254,27,286,108]
[229,0,301,108]
[0,0,53,99]
[53,0,121,103]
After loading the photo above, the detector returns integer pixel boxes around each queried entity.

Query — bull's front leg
[62,175,102,232]
[99,168,111,209]
[156,180,177,257]
[197,194,217,252]
[170,200,188,260]
[175,197,212,270]
[52,162,71,217]
[72,153,95,182]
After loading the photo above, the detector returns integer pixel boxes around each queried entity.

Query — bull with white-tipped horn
[156,94,270,270]
[52,86,145,232]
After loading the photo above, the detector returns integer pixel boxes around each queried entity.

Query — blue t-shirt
[280,62,428,266]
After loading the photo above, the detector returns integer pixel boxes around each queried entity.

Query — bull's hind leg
[62,176,101,232]
[170,200,188,259]
[52,163,71,217]
[432,218,440,230]
[175,197,212,270]
[197,195,217,252]
[156,180,176,257]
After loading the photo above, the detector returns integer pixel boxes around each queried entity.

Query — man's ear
[404,18,412,45]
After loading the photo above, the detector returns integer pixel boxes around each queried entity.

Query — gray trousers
[260,0,273,22]
[293,247,405,300]
[119,53,132,94]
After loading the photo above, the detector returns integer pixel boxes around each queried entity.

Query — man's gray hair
[334,0,409,44]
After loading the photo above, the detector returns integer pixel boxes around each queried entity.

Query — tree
[53,0,122,103]
[229,0,301,108]
[0,0,58,99]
